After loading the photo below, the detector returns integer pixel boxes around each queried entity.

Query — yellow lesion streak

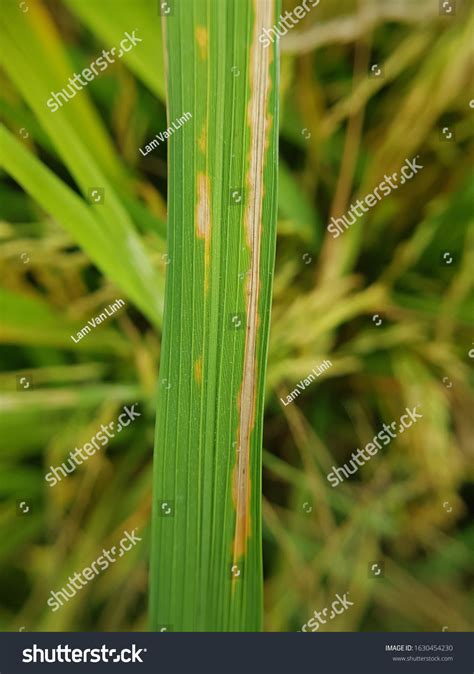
[196,172,211,292]
[231,0,274,569]
[195,26,208,60]
[194,356,203,385]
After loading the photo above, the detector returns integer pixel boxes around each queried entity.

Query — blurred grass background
[0,0,473,632]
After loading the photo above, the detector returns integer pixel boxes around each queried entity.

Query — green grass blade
[0,126,163,326]
[0,6,165,325]
[150,0,279,632]
[0,287,128,353]
[279,160,321,245]
[1,0,126,184]
[64,0,165,100]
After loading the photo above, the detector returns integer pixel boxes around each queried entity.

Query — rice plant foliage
[150,0,280,632]
[0,0,472,637]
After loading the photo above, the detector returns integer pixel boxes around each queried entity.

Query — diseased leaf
[150,0,280,631]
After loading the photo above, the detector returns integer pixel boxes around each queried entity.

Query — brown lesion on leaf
[195,26,208,60]
[194,356,203,386]
[231,0,274,569]
[198,125,207,154]
[196,172,211,291]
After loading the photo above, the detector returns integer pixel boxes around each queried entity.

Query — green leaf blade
[150,0,279,632]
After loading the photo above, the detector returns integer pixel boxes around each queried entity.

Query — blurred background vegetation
[0,0,473,632]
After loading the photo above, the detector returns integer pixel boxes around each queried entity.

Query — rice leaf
[150,0,280,631]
